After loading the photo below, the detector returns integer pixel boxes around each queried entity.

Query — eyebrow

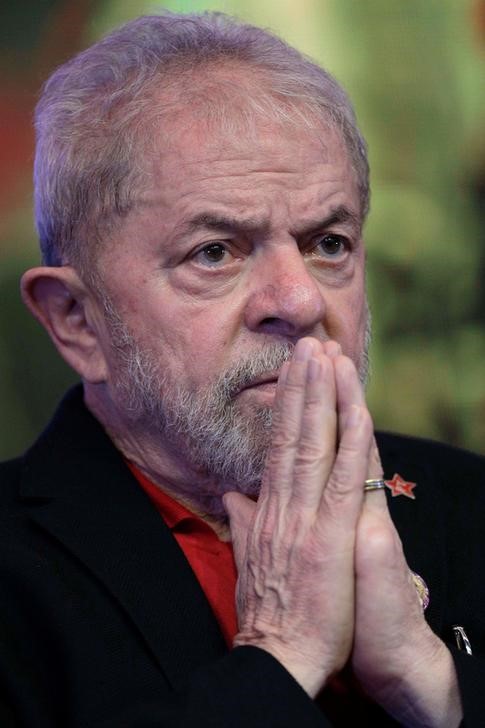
[182,212,269,236]
[179,205,361,239]
[307,206,361,235]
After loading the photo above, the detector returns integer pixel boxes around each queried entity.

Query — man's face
[95,112,368,497]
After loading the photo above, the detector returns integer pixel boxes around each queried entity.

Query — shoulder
[376,431,484,473]
[0,383,106,509]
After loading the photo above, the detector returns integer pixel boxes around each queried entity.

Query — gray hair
[34,12,369,277]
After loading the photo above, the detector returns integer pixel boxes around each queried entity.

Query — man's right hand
[224,337,373,697]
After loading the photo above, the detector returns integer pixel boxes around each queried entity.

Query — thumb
[223,491,256,570]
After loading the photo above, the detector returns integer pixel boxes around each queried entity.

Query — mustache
[217,342,295,399]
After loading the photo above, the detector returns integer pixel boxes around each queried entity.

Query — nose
[244,245,326,338]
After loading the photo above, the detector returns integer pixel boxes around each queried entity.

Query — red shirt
[128,462,238,646]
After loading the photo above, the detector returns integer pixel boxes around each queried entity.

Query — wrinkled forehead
[141,63,348,175]
[160,119,335,173]
[141,120,353,212]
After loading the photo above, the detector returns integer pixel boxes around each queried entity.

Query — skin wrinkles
[86,114,366,515]
[166,238,359,305]
[140,126,335,212]
[168,205,361,255]
[162,196,361,301]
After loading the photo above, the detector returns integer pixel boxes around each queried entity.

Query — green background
[1,0,484,459]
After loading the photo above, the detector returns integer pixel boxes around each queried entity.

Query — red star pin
[385,473,417,499]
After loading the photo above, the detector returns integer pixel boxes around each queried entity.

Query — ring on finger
[411,571,430,611]
[363,478,386,493]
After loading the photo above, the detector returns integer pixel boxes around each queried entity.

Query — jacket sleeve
[93,647,331,728]
[0,540,330,728]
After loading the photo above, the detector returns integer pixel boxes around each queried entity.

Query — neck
[83,383,235,532]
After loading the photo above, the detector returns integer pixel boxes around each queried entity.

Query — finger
[319,403,373,525]
[362,438,388,514]
[259,337,318,503]
[288,352,337,510]
[223,491,257,571]
[322,339,342,359]
[333,355,387,516]
[333,355,366,442]
[368,438,383,479]
[318,354,372,521]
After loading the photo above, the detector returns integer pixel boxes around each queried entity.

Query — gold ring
[411,571,430,611]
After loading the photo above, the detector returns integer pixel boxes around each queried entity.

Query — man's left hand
[352,444,463,727]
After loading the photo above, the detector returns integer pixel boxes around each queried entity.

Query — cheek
[169,294,242,361]
[327,286,366,353]
[159,312,232,385]
[348,294,368,357]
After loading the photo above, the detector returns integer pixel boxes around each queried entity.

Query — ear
[20,266,109,384]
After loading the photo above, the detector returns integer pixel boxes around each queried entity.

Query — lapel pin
[452,625,473,655]
[385,473,417,499]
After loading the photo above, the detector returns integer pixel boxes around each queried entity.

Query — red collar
[127,461,238,646]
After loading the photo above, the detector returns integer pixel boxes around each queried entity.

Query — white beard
[103,297,370,494]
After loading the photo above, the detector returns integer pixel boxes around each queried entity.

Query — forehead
[138,110,359,219]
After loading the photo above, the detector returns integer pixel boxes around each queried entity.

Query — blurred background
[1,0,484,459]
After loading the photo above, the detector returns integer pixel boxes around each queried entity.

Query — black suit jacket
[0,386,484,727]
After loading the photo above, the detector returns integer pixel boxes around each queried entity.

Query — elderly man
[0,12,483,727]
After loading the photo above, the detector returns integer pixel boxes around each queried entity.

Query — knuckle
[304,392,325,408]
[285,375,305,392]
[360,521,394,550]
[293,447,332,476]
[358,520,402,563]
[295,440,326,462]
[270,427,299,452]
[281,379,305,397]
[320,430,369,507]
[337,433,368,469]
[323,470,355,506]
[257,527,275,549]
[337,440,363,462]
[357,409,374,442]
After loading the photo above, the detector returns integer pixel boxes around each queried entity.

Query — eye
[313,234,348,258]
[192,242,231,267]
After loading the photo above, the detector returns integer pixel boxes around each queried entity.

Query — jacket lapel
[19,386,227,691]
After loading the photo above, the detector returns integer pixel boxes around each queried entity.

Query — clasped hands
[224,338,462,727]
